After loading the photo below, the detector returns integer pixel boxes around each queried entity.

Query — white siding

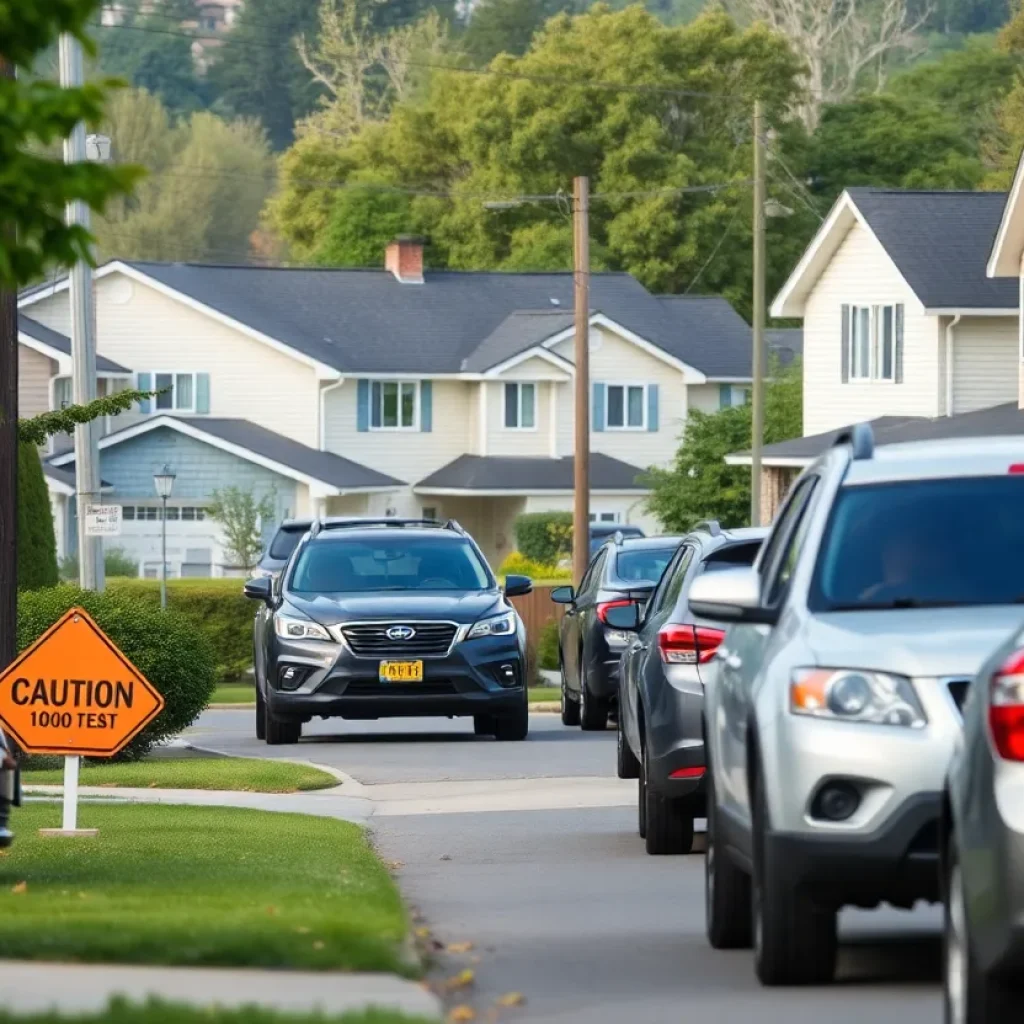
[688,383,724,415]
[323,379,473,481]
[498,356,569,381]
[552,326,689,467]
[18,345,56,420]
[802,221,941,435]
[522,493,658,533]
[951,317,1018,414]
[24,273,320,446]
[486,379,553,457]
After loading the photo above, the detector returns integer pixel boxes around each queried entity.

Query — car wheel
[473,715,496,736]
[494,699,529,742]
[616,711,640,779]
[643,740,696,855]
[751,768,836,986]
[265,703,302,746]
[705,769,752,949]
[560,658,581,727]
[579,662,608,732]
[944,839,1018,1023]
[255,687,266,741]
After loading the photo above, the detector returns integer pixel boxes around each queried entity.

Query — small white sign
[84,504,122,537]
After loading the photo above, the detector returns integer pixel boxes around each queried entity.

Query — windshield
[290,536,493,593]
[810,476,1024,611]
[268,526,307,561]
[613,547,678,583]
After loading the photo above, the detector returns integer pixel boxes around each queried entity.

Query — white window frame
[370,380,419,431]
[605,382,648,431]
[502,381,537,431]
[589,511,621,524]
[121,504,209,522]
[846,305,896,384]
[145,371,200,413]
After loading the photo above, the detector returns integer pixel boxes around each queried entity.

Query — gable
[493,353,571,380]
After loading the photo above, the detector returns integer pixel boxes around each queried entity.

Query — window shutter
[137,373,152,414]
[420,380,432,432]
[357,380,370,432]
[719,383,732,409]
[647,384,659,432]
[195,373,211,415]
[894,304,904,384]
[840,305,850,383]
[592,382,605,432]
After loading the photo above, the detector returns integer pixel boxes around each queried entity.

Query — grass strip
[0,1002,433,1024]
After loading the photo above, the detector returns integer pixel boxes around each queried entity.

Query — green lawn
[23,757,337,793]
[528,687,558,703]
[212,686,559,706]
[0,804,410,973]
[0,1004,433,1024]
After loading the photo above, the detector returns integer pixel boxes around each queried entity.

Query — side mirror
[243,575,273,603]
[688,567,777,626]
[505,574,533,598]
[603,602,640,631]
[550,585,575,605]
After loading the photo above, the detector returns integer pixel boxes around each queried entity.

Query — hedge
[537,619,560,671]
[105,578,253,684]
[17,442,58,590]
[496,551,571,581]
[16,586,216,761]
[514,512,573,565]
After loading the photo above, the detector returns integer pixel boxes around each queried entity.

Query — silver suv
[689,426,1024,987]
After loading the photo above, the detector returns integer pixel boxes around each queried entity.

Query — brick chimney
[385,235,425,284]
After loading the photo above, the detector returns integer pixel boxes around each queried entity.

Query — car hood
[285,590,505,627]
[805,606,1024,678]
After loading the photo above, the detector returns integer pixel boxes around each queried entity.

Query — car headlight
[466,611,517,641]
[790,668,926,728]
[274,614,331,642]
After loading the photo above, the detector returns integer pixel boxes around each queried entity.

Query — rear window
[268,526,307,561]
[701,540,762,573]
[612,546,678,584]
[810,476,1024,611]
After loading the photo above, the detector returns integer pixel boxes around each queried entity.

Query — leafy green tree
[17,443,58,590]
[645,360,802,531]
[208,487,277,571]
[462,0,580,62]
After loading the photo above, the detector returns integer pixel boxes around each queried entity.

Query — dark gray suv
[244,519,533,744]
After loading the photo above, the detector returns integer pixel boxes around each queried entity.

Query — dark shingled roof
[417,453,649,492]
[58,417,404,491]
[41,463,112,489]
[19,314,131,374]
[462,310,576,372]
[846,189,1018,310]
[656,296,754,378]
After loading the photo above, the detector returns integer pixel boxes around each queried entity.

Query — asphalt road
[190,709,944,1024]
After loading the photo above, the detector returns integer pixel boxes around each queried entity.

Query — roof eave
[988,148,1024,278]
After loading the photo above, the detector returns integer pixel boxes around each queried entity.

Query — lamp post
[153,465,175,610]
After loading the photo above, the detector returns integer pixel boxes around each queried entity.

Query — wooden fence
[510,583,566,668]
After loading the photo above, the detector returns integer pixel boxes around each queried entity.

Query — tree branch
[17,390,154,446]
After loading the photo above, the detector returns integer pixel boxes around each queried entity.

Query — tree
[17,443,58,590]
[208,487,276,571]
[982,7,1024,185]
[462,0,579,62]
[645,360,802,531]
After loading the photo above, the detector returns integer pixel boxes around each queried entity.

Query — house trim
[723,454,811,469]
[923,307,1017,316]
[483,346,574,379]
[413,486,649,497]
[18,332,128,379]
[988,150,1024,278]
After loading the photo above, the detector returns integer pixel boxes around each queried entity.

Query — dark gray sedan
[942,629,1024,1022]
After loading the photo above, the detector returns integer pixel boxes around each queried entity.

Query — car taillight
[990,649,1024,761]
[658,625,725,665]
[597,599,634,625]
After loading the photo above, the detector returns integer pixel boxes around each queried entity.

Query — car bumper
[646,664,706,804]
[266,631,526,720]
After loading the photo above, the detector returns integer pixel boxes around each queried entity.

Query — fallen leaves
[496,992,526,1008]
[446,968,475,991]
[448,1007,476,1022]
[10,881,26,894]
[447,940,475,954]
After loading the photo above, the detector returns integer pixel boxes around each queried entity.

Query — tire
[255,687,266,741]
[944,840,1019,1023]
[473,715,495,736]
[579,661,609,732]
[643,741,696,855]
[705,769,753,949]
[560,659,581,727]
[495,695,529,742]
[265,703,302,746]
[616,711,640,780]
[751,769,837,986]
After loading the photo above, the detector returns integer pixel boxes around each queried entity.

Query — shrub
[514,512,573,565]
[537,618,560,671]
[17,442,58,590]
[105,578,253,683]
[16,586,216,761]
[497,551,570,581]
[59,546,139,582]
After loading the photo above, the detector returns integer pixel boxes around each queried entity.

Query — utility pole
[750,99,766,528]
[572,177,591,588]
[0,55,17,681]
[59,34,104,592]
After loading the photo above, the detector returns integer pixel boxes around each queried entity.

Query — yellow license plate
[379,660,424,683]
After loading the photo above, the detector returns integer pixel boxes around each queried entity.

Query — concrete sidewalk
[0,962,440,1018]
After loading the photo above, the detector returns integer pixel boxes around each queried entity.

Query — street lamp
[153,465,176,610]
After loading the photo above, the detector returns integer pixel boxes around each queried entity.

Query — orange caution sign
[0,608,165,757]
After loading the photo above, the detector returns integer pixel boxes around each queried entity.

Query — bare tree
[732,0,933,130]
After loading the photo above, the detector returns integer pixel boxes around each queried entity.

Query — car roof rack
[308,517,463,539]
[693,519,722,537]
[833,422,874,461]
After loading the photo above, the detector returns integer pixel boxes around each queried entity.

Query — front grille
[343,680,458,697]
[947,678,970,715]
[339,621,459,658]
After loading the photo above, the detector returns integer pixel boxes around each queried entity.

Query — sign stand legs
[39,755,98,838]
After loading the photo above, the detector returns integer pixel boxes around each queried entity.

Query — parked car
[609,522,767,855]
[942,628,1024,1022]
[551,534,683,730]
[253,516,370,579]
[689,426,1024,986]
[0,730,20,847]
[244,518,532,744]
[589,523,644,556]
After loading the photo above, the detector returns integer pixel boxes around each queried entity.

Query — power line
[684,206,743,295]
